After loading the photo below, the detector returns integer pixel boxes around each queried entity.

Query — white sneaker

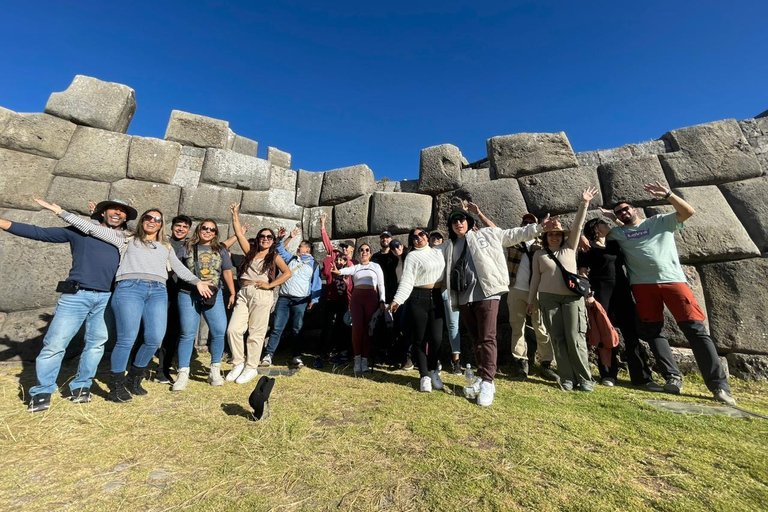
[361,357,370,372]
[208,363,224,386]
[420,376,432,393]
[477,380,496,407]
[235,368,259,384]
[291,356,304,368]
[172,368,190,392]
[226,363,244,382]
[353,355,362,373]
[259,354,272,367]
[430,370,444,390]
[472,377,482,396]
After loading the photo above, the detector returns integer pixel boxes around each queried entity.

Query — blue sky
[1,1,766,181]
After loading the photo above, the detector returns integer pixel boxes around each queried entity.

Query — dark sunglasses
[258,234,274,240]
[614,206,632,215]
[451,216,467,224]
[142,215,163,223]
[200,226,218,233]
[412,231,427,239]
[359,247,371,253]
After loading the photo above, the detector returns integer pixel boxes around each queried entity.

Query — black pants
[320,298,350,356]
[405,288,444,377]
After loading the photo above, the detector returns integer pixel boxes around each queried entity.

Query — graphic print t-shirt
[177,245,233,292]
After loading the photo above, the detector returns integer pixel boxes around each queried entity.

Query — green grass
[0,358,766,511]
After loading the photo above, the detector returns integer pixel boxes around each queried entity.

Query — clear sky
[1,1,766,181]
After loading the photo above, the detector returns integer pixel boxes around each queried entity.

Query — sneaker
[451,359,462,375]
[126,366,148,396]
[226,363,245,382]
[643,380,665,393]
[235,368,259,384]
[68,388,92,403]
[313,357,324,369]
[361,357,370,372]
[291,356,305,368]
[259,354,272,367]
[353,355,362,373]
[402,355,414,371]
[540,362,560,382]
[419,376,432,393]
[430,370,444,390]
[153,370,172,385]
[600,378,616,387]
[172,368,190,392]
[208,363,224,386]
[472,377,482,396]
[477,380,496,407]
[713,389,736,406]
[579,380,595,392]
[663,376,684,395]
[560,380,574,391]
[512,359,529,380]
[27,394,51,413]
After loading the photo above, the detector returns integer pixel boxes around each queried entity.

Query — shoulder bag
[544,246,591,298]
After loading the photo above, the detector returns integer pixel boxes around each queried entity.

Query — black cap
[380,231,393,238]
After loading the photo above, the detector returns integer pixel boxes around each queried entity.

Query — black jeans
[405,288,444,377]
[320,298,350,356]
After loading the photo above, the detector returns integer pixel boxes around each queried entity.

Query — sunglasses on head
[142,214,162,223]
[200,225,218,233]
[614,206,632,214]
[258,234,274,240]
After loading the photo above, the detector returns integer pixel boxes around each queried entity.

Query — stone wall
[1,75,766,378]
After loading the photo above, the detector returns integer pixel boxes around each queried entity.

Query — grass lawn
[0,357,766,512]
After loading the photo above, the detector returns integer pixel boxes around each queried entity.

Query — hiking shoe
[643,380,664,393]
[313,357,324,369]
[713,389,736,406]
[512,359,529,380]
[68,388,92,403]
[361,357,370,372]
[430,370,444,390]
[579,380,595,392]
[451,359,462,375]
[402,355,414,371]
[663,376,683,395]
[108,373,132,403]
[153,370,172,384]
[208,363,224,386]
[27,394,51,413]
[560,380,574,391]
[226,363,244,382]
[477,380,496,407]
[259,354,272,367]
[419,376,432,393]
[172,368,190,392]
[235,368,259,384]
[126,366,148,396]
[600,378,616,387]
[540,362,560,382]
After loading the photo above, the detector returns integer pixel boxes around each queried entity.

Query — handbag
[193,245,219,307]
[450,239,471,292]
[544,246,591,298]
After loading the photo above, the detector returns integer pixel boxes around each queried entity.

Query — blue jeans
[110,279,168,373]
[177,290,227,367]
[264,296,310,357]
[30,290,111,396]
[442,288,461,354]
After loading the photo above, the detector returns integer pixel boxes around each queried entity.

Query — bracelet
[664,191,672,199]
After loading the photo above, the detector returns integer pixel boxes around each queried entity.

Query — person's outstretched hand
[34,198,62,215]
[582,187,599,203]
[540,214,561,232]
[644,181,670,198]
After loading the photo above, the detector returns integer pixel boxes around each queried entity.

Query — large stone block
[296,170,324,207]
[659,119,762,186]
[598,156,670,207]
[0,149,57,210]
[0,209,73,311]
[319,165,376,206]
[302,206,333,241]
[109,179,181,220]
[164,110,230,149]
[44,75,136,133]
[234,213,303,255]
[241,188,303,220]
[434,180,529,232]
[54,126,130,182]
[334,194,370,237]
[518,166,602,218]
[47,176,111,216]
[127,136,182,184]
[178,184,242,223]
[726,353,768,381]
[399,180,419,193]
[0,307,58,362]
[267,147,292,168]
[645,187,760,264]
[0,108,77,159]
[739,117,768,172]
[669,347,728,378]
[597,146,634,165]
[200,149,271,190]
[171,146,204,188]
[719,176,768,252]
[700,257,768,354]
[231,134,258,157]
[418,144,463,194]
[460,167,494,184]
[271,165,297,191]
[487,132,578,178]
[370,192,433,234]
[627,139,670,157]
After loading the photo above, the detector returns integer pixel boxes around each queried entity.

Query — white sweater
[338,262,386,303]
[393,245,446,305]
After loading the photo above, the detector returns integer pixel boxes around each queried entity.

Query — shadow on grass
[220,402,253,420]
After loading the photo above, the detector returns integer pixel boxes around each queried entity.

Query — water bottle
[463,364,476,399]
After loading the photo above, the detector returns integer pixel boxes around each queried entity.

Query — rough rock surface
[519,166,601,217]
[127,136,182,184]
[47,177,111,216]
[598,156,670,207]
[270,165,297,191]
[44,75,136,133]
[370,192,433,234]
[267,147,291,168]
[434,180,529,231]
[231,135,258,157]
[739,117,768,172]
[319,165,376,206]
[0,149,57,210]
[418,144,463,194]
[460,167,494,184]
[719,176,768,252]
[296,170,323,207]
[660,119,762,186]
[700,257,768,354]
[241,189,303,220]
[487,132,578,178]
[334,194,370,237]
[302,207,333,241]
[172,146,204,188]
[200,149,271,190]
[0,307,59,362]
[54,126,131,182]
[669,347,728,378]
[179,184,242,223]
[726,353,768,381]
[164,110,230,149]
[0,108,77,159]
[110,179,182,220]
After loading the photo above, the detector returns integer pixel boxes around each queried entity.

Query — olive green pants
[538,292,592,385]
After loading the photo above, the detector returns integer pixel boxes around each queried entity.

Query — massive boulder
[518,166,601,218]
[44,75,136,133]
[127,136,182,184]
[319,165,376,206]
[271,165,297,191]
[334,194,370,238]
[267,147,291,168]
[302,206,333,242]
[164,110,230,149]
[296,170,324,207]
[241,189,303,220]
[231,134,258,157]
[54,126,131,182]
[370,192,433,234]
[172,146,204,188]
[0,149,57,210]
[434,179,529,231]
[47,176,111,216]
[598,156,670,207]
[418,144,463,194]
[109,179,182,220]
[739,117,768,172]
[200,149,271,190]
[0,107,77,159]
[719,176,768,252]
[178,184,242,223]
[487,132,578,178]
[726,353,768,381]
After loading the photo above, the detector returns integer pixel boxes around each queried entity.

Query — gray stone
[645,187,760,264]
[598,156,670,207]
[270,165,297,191]
[0,149,57,210]
[200,149,271,190]
[376,179,400,192]
[226,129,236,151]
[557,209,611,234]
[44,75,136,133]
[179,184,242,223]
[296,170,323,207]
[739,118,768,173]
[47,177,111,216]
[334,194,370,237]
[231,135,258,157]
[164,110,230,149]
[311,238,355,265]
[661,265,709,349]
[700,257,768,354]
[0,209,73,312]
[435,179,530,232]
[319,165,376,206]
[235,214,303,254]
[399,180,420,193]
[669,347,728,378]
[241,188,303,220]
[719,176,768,252]
[127,136,182,184]
[54,126,130,182]
[0,307,57,362]
[628,139,670,157]
[0,108,76,159]
[302,207,333,241]
[726,353,768,381]
[370,192,433,234]
[659,119,762,186]
[109,179,182,220]
[267,147,292,168]
[597,146,634,164]
[460,167,494,184]
[171,146,205,188]
[487,132,578,178]
[575,151,600,169]
[418,144,463,194]
[518,166,602,218]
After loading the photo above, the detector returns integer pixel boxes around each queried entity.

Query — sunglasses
[258,234,274,240]
[200,226,218,233]
[451,217,467,224]
[614,206,632,215]
[142,215,163,223]
[359,247,371,253]
[412,231,427,239]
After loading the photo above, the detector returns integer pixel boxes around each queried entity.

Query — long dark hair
[583,218,609,243]
[186,219,222,253]
[238,228,278,279]
[404,227,427,262]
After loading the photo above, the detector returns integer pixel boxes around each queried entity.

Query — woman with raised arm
[528,187,598,392]
[225,204,292,384]
[34,199,214,403]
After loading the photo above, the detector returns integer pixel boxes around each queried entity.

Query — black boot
[126,365,148,396]
[108,372,132,403]
[539,361,560,382]
[512,359,529,380]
